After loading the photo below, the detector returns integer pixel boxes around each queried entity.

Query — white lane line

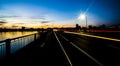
[40,43,45,47]
[53,32,73,66]
[59,33,104,66]
[108,45,120,50]
[65,32,120,42]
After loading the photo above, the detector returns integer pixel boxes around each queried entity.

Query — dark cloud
[12,25,19,27]
[0,21,7,24]
[0,20,7,26]
[41,21,50,23]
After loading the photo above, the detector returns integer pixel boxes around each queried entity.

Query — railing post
[34,34,36,41]
[6,39,11,57]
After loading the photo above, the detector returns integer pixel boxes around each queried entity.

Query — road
[1,31,120,66]
[58,31,120,66]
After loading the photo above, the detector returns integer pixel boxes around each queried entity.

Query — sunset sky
[0,0,120,28]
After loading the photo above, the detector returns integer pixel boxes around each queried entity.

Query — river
[0,31,37,41]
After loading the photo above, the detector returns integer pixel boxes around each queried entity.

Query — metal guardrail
[0,33,40,59]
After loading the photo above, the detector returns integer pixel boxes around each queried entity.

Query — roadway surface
[1,31,120,66]
[60,31,120,66]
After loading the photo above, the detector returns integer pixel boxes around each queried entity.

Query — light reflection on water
[0,31,37,41]
[0,31,38,58]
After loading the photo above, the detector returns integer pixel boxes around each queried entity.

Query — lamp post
[78,14,87,30]
[85,15,87,29]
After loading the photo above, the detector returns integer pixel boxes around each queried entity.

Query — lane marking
[108,45,120,50]
[59,33,104,66]
[40,43,45,47]
[53,32,73,66]
[65,32,120,42]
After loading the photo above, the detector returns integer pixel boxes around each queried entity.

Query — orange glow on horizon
[0,23,75,28]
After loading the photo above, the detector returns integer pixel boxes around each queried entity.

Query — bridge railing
[0,33,40,59]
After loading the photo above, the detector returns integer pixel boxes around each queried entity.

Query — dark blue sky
[0,0,120,27]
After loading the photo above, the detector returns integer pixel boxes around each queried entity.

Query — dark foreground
[1,31,120,66]
[1,31,68,66]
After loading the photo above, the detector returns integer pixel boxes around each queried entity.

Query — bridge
[0,30,120,66]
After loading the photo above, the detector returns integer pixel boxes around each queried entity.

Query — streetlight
[78,14,87,29]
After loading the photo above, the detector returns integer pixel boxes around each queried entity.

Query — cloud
[0,15,20,18]
[41,21,50,23]
[0,20,7,25]
[29,16,45,20]
[13,23,25,24]
[12,25,19,27]
[0,24,3,25]
[0,21,7,24]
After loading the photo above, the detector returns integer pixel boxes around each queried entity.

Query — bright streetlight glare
[78,13,88,29]
[78,14,86,20]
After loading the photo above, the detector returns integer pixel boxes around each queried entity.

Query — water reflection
[0,31,37,41]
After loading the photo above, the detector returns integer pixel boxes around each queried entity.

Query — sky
[0,0,120,28]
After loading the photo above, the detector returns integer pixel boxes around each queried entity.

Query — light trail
[65,31,120,42]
